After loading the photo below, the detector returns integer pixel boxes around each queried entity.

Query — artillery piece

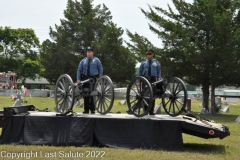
[126,76,188,117]
[54,74,114,115]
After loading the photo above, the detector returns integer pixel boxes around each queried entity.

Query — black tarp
[0,115,183,150]
[0,116,25,144]
[94,118,183,150]
[0,115,4,128]
[24,116,95,146]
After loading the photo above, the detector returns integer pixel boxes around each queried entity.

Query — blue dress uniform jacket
[77,57,103,80]
[138,59,161,78]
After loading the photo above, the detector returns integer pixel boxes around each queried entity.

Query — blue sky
[1,0,192,47]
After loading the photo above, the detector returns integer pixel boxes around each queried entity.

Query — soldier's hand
[76,80,81,84]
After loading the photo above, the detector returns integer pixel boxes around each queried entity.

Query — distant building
[0,71,17,89]
[19,78,50,89]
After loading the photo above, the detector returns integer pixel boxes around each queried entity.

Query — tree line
[1,0,240,112]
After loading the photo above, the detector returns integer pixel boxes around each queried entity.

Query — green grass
[0,95,240,160]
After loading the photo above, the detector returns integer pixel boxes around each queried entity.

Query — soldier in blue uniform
[138,48,161,115]
[76,46,103,114]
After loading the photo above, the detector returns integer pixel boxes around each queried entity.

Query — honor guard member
[138,48,161,115]
[76,46,103,114]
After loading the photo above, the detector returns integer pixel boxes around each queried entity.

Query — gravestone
[154,105,161,114]
[119,100,126,105]
[17,94,22,100]
[235,116,240,123]
[221,106,229,112]
[201,107,211,114]
[13,99,22,107]
[215,96,221,105]
[80,102,84,108]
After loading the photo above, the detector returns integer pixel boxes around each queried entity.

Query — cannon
[126,76,188,117]
[54,74,114,115]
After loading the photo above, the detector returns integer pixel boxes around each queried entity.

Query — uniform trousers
[144,76,156,114]
[81,75,97,112]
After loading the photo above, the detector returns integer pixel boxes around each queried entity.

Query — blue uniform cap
[146,48,154,54]
[86,46,94,51]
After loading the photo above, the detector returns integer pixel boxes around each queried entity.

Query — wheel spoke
[174,82,180,93]
[62,78,67,89]
[57,97,63,104]
[57,86,64,93]
[172,101,175,114]
[164,98,171,106]
[174,101,181,111]
[67,95,72,104]
[137,102,141,115]
[95,97,100,104]
[176,98,184,105]
[97,99,101,110]
[131,88,138,95]
[142,96,151,100]
[104,87,111,93]
[104,97,111,102]
[132,101,141,112]
[101,99,106,112]
[165,89,172,95]
[135,82,140,93]
[129,94,137,98]
[131,102,137,110]
[130,98,138,105]
[168,101,172,111]
[103,99,109,111]
[142,99,149,107]
[103,81,109,91]
[101,78,104,91]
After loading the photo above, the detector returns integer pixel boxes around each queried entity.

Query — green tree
[131,0,240,113]
[18,58,42,85]
[0,26,41,81]
[40,0,135,84]
[125,30,156,62]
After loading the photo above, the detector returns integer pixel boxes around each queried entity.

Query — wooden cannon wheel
[93,75,114,115]
[54,74,75,113]
[126,76,188,117]
[126,76,153,117]
[162,77,187,117]
[54,74,114,115]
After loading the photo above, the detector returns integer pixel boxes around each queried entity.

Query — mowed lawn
[0,95,240,160]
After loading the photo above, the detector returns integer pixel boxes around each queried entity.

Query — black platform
[0,105,230,151]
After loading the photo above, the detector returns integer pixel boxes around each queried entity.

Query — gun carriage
[54,74,114,114]
[126,76,188,117]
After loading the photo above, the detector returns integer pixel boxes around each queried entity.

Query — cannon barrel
[152,78,167,86]
[80,78,95,85]
[73,78,95,87]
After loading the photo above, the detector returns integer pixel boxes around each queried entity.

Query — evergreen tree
[40,0,135,84]
[129,0,240,113]
[125,30,162,75]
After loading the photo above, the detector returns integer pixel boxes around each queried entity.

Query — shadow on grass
[183,143,226,154]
